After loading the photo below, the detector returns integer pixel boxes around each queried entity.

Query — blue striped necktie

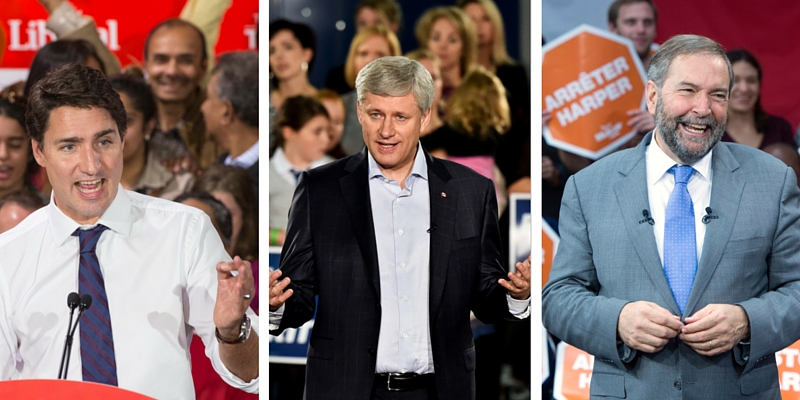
[663,165,697,315]
[73,225,118,386]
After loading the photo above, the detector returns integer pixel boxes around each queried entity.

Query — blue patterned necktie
[290,169,302,183]
[73,225,118,386]
[664,165,697,315]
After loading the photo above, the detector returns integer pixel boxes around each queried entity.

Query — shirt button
[402,333,408,339]
[384,178,390,183]
[402,297,408,302]
[399,263,406,269]
[396,198,401,203]
[398,230,404,235]
[674,381,681,390]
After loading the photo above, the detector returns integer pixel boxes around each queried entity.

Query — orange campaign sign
[553,342,593,400]
[778,340,800,397]
[542,218,559,289]
[543,24,647,160]
[553,339,800,399]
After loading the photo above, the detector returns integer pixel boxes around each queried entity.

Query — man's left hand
[680,304,750,356]
[499,255,531,300]
[626,109,656,134]
[214,256,255,338]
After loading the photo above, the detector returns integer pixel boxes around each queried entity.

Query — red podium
[0,380,154,399]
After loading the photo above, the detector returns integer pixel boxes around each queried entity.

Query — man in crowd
[543,34,800,398]
[144,19,217,172]
[269,57,531,399]
[609,0,658,140]
[202,51,259,192]
[0,64,258,398]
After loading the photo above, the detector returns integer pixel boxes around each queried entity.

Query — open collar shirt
[0,187,259,399]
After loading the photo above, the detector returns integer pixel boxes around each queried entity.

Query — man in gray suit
[542,34,800,399]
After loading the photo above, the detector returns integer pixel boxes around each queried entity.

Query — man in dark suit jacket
[543,35,800,399]
[268,56,531,400]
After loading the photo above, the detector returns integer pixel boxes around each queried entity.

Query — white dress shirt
[646,136,713,264]
[224,141,259,169]
[0,187,259,399]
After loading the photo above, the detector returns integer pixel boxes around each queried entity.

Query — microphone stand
[59,294,92,379]
[58,293,80,379]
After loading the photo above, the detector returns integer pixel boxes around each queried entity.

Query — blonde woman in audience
[339,25,402,155]
[422,67,510,210]
[415,6,477,103]
[406,49,444,135]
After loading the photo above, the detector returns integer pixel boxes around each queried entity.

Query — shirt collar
[46,184,133,247]
[647,132,713,184]
[225,141,260,168]
[367,143,428,182]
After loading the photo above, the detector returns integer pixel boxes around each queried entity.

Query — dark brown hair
[608,0,658,27]
[271,95,329,154]
[25,64,127,149]
[193,165,258,260]
[726,48,769,134]
[24,39,106,97]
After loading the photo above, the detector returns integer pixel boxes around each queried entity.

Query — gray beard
[654,98,725,165]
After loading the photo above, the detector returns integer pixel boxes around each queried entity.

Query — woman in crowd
[721,49,795,150]
[193,164,258,261]
[314,89,347,159]
[269,96,333,246]
[339,25,402,155]
[458,0,529,121]
[0,97,40,200]
[111,75,193,200]
[406,49,444,135]
[423,68,510,210]
[269,19,318,111]
[415,6,477,104]
[325,0,403,94]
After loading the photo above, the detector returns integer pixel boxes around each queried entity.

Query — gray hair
[647,34,733,93]
[212,51,259,127]
[355,56,434,113]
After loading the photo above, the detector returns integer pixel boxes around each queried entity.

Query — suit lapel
[684,143,743,315]
[615,133,680,313]
[340,150,381,301]
[427,152,455,320]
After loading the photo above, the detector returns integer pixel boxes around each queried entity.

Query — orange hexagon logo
[543,25,647,159]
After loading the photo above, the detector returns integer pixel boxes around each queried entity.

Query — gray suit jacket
[542,132,800,399]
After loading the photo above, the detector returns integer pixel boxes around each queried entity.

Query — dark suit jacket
[271,148,520,400]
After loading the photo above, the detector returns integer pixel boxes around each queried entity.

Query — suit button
[674,380,681,390]
[368,348,376,355]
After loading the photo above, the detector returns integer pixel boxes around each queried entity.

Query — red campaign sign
[0,0,257,70]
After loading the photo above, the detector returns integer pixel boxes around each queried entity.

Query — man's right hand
[268,269,293,312]
[617,301,684,353]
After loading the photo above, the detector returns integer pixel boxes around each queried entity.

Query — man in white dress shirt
[0,63,258,398]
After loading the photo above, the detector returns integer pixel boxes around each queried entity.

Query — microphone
[58,293,80,379]
[427,223,437,233]
[59,294,92,380]
[702,207,719,224]
[638,209,655,225]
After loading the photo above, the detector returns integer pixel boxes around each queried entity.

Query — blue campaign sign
[509,193,532,271]
[268,246,316,365]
